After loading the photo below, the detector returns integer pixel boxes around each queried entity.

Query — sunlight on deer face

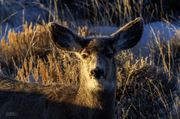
[76,38,114,78]
[74,38,117,91]
[48,18,143,92]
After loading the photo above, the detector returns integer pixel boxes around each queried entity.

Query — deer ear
[48,22,83,51]
[110,18,143,52]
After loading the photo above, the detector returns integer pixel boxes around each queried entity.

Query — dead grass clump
[16,52,80,86]
[116,65,177,119]
[0,23,51,62]
[0,23,52,75]
[0,22,72,81]
[150,36,180,74]
[116,51,150,87]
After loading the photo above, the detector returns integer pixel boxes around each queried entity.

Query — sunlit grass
[0,0,179,118]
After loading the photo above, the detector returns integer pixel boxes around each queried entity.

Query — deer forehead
[84,37,112,49]
[81,55,111,72]
[81,42,113,56]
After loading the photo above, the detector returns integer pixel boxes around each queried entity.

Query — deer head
[48,18,143,94]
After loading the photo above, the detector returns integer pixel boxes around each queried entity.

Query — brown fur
[0,18,143,119]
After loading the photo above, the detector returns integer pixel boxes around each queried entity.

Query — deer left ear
[110,18,143,53]
[48,22,84,51]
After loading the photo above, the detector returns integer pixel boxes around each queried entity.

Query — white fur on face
[77,51,116,92]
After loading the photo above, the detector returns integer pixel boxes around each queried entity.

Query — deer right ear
[48,22,83,51]
[110,18,143,52]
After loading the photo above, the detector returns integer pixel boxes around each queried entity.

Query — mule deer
[0,18,143,119]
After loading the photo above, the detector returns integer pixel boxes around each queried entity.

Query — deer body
[0,18,143,119]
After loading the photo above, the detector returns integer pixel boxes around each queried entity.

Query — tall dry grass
[0,24,51,74]
[116,51,179,118]
[0,22,179,118]
[0,22,80,85]
[0,0,179,118]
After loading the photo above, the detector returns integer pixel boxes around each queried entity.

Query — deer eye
[81,53,89,59]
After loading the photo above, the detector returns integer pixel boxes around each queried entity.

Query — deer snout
[90,67,104,79]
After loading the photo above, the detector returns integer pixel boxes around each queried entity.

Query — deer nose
[90,67,104,79]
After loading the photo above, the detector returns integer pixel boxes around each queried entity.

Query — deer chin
[84,77,102,92]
